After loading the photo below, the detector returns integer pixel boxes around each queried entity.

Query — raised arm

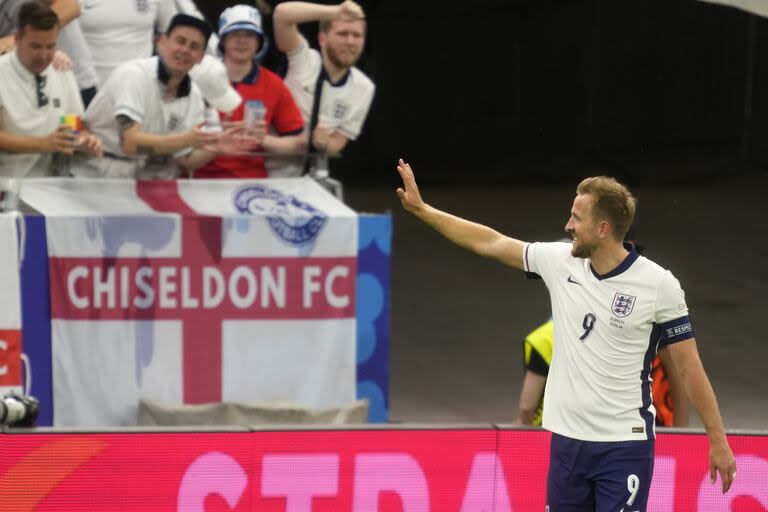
[273,0,364,53]
[665,338,736,493]
[395,158,526,270]
[49,0,80,26]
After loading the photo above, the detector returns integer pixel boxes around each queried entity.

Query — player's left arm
[665,338,736,493]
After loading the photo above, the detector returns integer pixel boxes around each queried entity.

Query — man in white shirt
[0,0,79,52]
[270,0,374,177]
[0,0,102,177]
[393,158,737,511]
[1,0,99,107]
[80,14,228,179]
[76,0,177,86]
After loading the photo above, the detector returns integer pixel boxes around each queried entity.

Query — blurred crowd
[0,0,375,181]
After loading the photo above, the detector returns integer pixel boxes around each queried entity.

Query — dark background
[197,0,768,187]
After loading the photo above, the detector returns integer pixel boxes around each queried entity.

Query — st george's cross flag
[20,178,358,426]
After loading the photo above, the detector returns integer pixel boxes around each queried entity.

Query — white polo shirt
[81,56,205,178]
[524,241,695,442]
[78,0,177,85]
[266,35,375,177]
[0,51,84,177]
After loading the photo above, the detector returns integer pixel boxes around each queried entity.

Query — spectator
[0,0,79,53]
[0,0,102,177]
[193,4,305,179]
[76,0,177,85]
[78,14,230,179]
[269,0,374,177]
[1,0,96,106]
[169,0,218,56]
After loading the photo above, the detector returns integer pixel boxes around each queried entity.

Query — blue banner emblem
[233,185,327,246]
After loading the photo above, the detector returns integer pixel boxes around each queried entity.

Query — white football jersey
[266,35,375,177]
[524,241,694,441]
[81,57,205,178]
[78,0,177,85]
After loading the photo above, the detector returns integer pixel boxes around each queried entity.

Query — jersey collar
[156,58,192,98]
[589,242,639,280]
[323,66,350,87]
[233,61,260,86]
[9,50,49,85]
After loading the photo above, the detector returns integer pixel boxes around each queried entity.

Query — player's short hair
[17,1,59,32]
[576,176,637,241]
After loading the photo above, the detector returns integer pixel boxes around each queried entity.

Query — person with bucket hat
[194,4,305,179]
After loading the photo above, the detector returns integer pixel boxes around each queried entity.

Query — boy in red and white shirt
[194,4,304,179]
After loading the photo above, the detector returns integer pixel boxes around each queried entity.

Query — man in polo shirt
[270,0,375,177]
[0,0,103,178]
[80,14,231,179]
[1,1,100,107]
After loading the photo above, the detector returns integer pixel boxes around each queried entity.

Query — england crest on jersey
[612,292,636,317]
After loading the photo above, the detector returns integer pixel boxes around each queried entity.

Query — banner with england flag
[0,213,24,398]
[18,178,369,427]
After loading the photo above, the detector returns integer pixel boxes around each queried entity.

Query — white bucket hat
[218,4,269,62]
[189,54,242,114]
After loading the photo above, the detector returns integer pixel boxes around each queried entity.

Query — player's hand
[76,133,104,158]
[337,0,364,21]
[709,437,736,493]
[46,125,78,155]
[52,50,73,71]
[395,158,426,214]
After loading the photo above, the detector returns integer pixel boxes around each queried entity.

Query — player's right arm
[395,158,526,270]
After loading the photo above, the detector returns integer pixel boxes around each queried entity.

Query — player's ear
[598,220,611,240]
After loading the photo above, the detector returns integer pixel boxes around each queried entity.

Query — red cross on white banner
[48,181,356,404]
